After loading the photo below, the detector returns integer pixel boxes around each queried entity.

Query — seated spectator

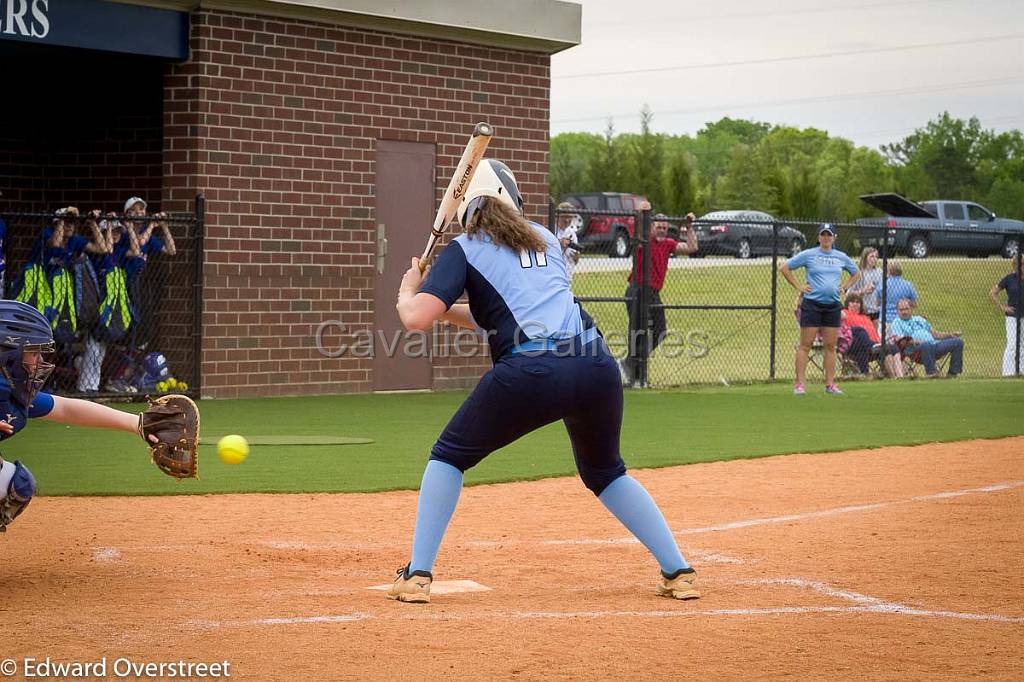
[889,299,964,377]
[882,261,918,329]
[843,294,902,378]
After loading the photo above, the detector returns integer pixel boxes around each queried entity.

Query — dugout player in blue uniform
[0,300,153,532]
[387,160,699,603]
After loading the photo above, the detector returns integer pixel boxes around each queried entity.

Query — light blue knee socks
[598,475,689,574]
[409,460,463,574]
[408,465,687,576]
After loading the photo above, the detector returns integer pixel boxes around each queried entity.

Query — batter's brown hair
[465,198,547,254]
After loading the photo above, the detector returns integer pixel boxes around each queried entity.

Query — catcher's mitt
[138,394,200,479]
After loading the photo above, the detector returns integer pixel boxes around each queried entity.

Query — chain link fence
[0,197,204,400]
[550,203,1024,386]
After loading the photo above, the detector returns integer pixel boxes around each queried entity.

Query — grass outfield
[16,378,1024,496]
[572,256,1018,384]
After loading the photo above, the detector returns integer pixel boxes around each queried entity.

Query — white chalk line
[737,578,1024,624]
[92,548,122,563]
[191,574,1024,629]
[543,480,1024,545]
[192,612,373,629]
[194,604,1024,630]
[93,480,1024,567]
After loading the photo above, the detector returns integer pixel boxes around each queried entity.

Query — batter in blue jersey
[385,159,699,604]
[781,223,861,395]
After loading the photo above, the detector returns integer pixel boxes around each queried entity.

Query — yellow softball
[217,434,250,465]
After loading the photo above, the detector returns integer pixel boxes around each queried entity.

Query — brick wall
[163,10,552,398]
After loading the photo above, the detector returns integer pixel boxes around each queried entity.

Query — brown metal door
[373,140,435,391]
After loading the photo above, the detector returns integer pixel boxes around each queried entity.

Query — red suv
[560,192,649,258]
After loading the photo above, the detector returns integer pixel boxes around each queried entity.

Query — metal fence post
[1016,240,1022,377]
[770,220,779,379]
[193,193,205,397]
[638,207,652,387]
[879,222,891,355]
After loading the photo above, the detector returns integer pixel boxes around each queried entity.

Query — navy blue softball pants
[430,339,627,495]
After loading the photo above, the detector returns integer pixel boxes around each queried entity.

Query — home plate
[367,580,491,595]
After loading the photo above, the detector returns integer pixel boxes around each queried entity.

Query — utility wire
[552,76,1024,124]
[554,33,1024,80]
[850,114,1024,141]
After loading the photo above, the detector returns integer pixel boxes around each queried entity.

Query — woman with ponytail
[387,159,700,605]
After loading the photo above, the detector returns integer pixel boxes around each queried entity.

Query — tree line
[549,110,1024,227]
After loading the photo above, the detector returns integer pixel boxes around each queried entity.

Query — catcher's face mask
[4,343,56,407]
[0,300,57,407]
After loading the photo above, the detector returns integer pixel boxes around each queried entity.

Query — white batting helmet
[456,159,524,227]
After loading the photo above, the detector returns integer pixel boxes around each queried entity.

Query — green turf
[15,379,1024,496]
[572,256,1018,384]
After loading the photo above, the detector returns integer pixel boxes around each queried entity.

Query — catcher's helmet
[0,300,56,407]
[456,159,524,228]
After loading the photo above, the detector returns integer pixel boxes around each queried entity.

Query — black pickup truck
[856,193,1023,259]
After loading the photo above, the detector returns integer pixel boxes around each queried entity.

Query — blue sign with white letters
[0,0,188,59]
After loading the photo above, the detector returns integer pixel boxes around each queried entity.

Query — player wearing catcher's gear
[389,159,698,603]
[0,300,198,533]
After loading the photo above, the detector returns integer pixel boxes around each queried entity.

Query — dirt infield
[7,438,1024,680]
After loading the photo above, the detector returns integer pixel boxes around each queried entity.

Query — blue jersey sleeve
[786,249,809,271]
[144,235,165,256]
[67,235,89,258]
[841,252,858,275]
[28,392,54,418]
[420,241,468,309]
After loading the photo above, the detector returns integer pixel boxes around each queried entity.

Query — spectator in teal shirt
[890,299,963,376]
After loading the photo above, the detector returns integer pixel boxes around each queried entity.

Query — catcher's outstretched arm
[42,395,145,437]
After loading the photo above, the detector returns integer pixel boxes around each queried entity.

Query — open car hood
[859,193,936,218]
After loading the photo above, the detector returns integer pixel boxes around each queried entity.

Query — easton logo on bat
[451,163,475,200]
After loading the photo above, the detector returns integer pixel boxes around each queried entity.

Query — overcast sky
[550,0,1024,148]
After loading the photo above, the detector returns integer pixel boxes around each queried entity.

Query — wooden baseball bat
[418,122,494,272]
